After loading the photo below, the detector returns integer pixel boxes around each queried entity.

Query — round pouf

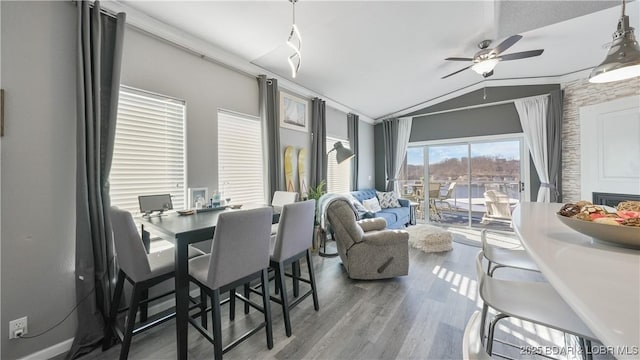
[406,224,453,253]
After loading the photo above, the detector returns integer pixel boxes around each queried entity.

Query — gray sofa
[326,198,409,280]
[350,189,410,229]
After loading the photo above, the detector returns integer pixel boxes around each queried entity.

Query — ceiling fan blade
[493,34,523,54]
[445,57,474,61]
[499,49,544,61]
[441,65,472,79]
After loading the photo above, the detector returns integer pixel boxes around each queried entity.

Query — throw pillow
[376,191,401,208]
[362,197,382,212]
[345,194,367,213]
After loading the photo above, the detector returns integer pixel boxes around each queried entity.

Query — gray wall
[409,103,523,142]
[122,28,260,195]
[357,122,375,189]
[1,2,77,358]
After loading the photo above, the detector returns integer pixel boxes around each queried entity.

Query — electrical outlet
[9,316,28,339]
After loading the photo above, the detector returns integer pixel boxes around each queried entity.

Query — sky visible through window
[407,141,520,165]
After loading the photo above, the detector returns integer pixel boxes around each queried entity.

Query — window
[326,137,352,194]
[110,87,186,215]
[218,110,266,205]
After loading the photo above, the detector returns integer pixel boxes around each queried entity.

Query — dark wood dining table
[138,204,278,360]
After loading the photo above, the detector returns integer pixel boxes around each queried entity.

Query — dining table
[512,202,640,359]
[138,204,279,360]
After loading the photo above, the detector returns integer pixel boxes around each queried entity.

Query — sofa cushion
[376,191,401,208]
[374,211,397,225]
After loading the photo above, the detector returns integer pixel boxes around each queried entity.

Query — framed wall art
[279,91,309,132]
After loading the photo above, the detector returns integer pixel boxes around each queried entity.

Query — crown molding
[100,1,375,125]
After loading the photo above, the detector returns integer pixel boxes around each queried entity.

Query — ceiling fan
[442,35,544,79]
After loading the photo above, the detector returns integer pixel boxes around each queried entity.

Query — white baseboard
[17,337,74,360]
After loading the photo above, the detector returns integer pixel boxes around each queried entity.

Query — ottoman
[406,224,453,253]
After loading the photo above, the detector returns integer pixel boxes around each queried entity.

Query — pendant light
[589,0,640,83]
[286,0,302,78]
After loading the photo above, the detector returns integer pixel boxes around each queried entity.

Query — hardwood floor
[80,237,601,360]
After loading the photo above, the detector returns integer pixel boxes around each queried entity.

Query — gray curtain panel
[347,113,359,190]
[382,118,399,191]
[310,97,327,190]
[68,2,125,359]
[547,89,563,203]
[259,75,281,203]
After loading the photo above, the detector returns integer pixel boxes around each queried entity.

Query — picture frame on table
[279,91,309,132]
[188,187,208,209]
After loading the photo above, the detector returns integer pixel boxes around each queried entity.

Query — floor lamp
[319,141,356,257]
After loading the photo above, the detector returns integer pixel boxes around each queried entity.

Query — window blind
[110,87,186,215]
[218,110,266,205]
[326,137,352,194]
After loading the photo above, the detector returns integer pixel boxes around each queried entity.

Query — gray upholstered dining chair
[475,251,598,356]
[188,207,274,360]
[480,229,539,277]
[269,200,319,336]
[106,207,205,360]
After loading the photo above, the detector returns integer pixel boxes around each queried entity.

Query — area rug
[406,224,453,253]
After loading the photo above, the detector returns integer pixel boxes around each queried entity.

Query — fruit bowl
[556,214,640,249]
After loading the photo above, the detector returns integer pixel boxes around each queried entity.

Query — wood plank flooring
[79,236,606,360]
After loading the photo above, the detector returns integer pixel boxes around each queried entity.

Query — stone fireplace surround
[561,77,640,203]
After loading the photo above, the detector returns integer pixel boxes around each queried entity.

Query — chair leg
[211,289,223,360]
[229,288,236,321]
[140,288,149,323]
[200,287,208,329]
[479,303,488,347]
[261,269,274,349]
[244,283,251,314]
[276,262,292,337]
[486,314,509,356]
[292,260,300,298]
[103,270,126,350]
[120,283,142,360]
[306,250,320,311]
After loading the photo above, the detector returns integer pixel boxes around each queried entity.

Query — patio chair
[481,190,512,225]
[436,182,456,211]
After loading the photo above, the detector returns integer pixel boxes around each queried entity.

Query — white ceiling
[118,0,637,120]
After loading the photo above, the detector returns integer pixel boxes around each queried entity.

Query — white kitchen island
[513,202,640,359]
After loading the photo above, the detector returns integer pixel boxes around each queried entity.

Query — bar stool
[268,200,319,336]
[188,207,273,360]
[475,251,598,356]
[481,229,539,277]
[106,207,205,360]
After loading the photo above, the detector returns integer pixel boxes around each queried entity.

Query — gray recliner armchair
[326,199,409,280]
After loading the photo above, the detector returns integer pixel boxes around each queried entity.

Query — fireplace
[592,192,640,207]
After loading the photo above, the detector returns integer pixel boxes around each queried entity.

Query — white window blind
[218,110,266,205]
[326,137,352,194]
[110,87,186,215]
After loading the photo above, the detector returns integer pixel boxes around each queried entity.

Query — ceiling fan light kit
[589,0,640,83]
[286,0,302,78]
[442,35,544,79]
[471,58,499,76]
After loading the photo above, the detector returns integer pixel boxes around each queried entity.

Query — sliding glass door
[399,135,527,230]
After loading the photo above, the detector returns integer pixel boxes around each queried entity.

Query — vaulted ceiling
[117,0,635,120]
